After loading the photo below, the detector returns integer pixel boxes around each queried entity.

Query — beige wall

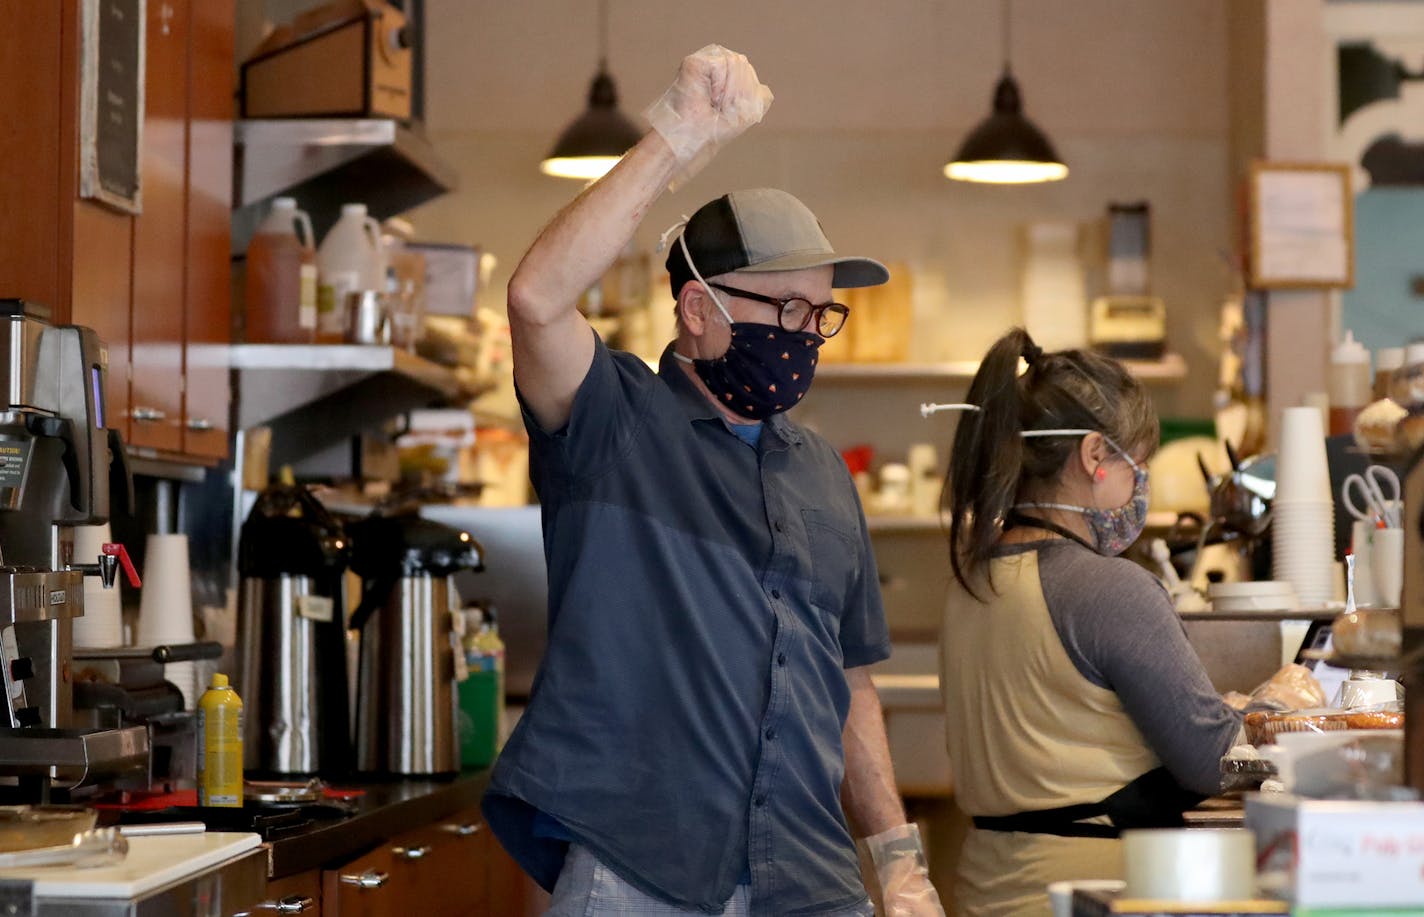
[406,0,1237,421]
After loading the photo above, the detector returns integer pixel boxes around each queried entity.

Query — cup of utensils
[1343,465,1402,608]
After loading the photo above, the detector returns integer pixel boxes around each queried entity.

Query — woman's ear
[1078,432,1109,480]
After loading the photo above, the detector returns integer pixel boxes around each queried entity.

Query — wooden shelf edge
[816,353,1187,384]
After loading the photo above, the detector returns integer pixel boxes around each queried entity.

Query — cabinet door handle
[339,869,389,888]
[131,406,167,423]
[442,822,482,837]
[231,896,316,916]
[392,844,431,861]
[185,417,214,431]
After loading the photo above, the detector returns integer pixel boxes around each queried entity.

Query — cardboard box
[242,0,412,119]
[1244,794,1424,907]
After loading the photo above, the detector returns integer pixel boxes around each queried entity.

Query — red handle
[101,543,142,588]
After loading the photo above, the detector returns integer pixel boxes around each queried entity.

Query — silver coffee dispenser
[236,484,350,776]
[0,299,146,798]
[350,511,483,775]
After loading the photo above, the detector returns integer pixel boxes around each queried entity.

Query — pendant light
[539,0,643,181]
[945,0,1067,184]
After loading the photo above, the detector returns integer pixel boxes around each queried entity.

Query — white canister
[1122,828,1256,901]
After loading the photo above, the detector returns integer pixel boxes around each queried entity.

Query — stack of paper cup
[1271,407,1337,607]
[137,533,198,709]
[70,523,124,648]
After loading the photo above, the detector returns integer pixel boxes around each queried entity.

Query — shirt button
[754,795,767,807]
[777,653,787,666]
[774,520,784,533]
[764,727,776,740]
[771,589,781,600]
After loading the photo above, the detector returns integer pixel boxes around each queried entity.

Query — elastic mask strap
[920,403,981,418]
[659,216,733,325]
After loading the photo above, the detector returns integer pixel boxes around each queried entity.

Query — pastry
[1332,608,1402,658]
[1354,398,1407,452]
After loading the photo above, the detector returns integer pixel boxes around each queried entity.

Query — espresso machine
[0,300,147,800]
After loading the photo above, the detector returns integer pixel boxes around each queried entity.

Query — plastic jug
[317,203,383,341]
[244,197,317,343]
[1328,330,1372,436]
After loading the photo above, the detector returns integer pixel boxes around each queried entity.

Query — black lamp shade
[541,71,644,180]
[946,73,1067,183]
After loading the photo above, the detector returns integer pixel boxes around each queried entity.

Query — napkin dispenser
[242,0,413,120]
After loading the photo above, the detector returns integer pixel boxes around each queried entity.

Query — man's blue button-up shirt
[483,336,891,916]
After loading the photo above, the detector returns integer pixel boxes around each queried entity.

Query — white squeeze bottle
[316,203,383,341]
[244,197,317,343]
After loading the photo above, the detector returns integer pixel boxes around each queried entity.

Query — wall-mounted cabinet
[0,0,234,465]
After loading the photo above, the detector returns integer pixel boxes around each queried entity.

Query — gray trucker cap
[666,188,890,297]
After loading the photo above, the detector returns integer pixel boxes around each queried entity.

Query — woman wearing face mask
[936,328,1242,915]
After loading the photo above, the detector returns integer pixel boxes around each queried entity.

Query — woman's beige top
[939,540,1240,915]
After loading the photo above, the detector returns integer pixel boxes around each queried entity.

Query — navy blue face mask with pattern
[681,322,821,420]
[669,226,822,420]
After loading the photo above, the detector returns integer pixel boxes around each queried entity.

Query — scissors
[1341,465,1402,528]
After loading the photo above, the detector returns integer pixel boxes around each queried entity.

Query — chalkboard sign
[80,0,145,214]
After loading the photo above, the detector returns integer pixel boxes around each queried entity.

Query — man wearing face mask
[482,45,944,917]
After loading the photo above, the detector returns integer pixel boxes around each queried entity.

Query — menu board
[1249,162,1354,289]
[79,0,146,214]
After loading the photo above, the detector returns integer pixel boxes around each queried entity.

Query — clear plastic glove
[865,823,945,917]
[644,44,773,189]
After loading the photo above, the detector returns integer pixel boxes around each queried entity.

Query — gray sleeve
[1038,544,1242,796]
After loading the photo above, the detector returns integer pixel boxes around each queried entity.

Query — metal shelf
[231,344,467,444]
[232,118,458,253]
[816,353,1187,384]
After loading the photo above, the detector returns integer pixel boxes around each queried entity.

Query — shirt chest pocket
[800,507,859,615]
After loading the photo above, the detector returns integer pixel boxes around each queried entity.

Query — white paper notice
[1255,169,1350,285]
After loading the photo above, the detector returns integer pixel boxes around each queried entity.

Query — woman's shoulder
[1034,541,1169,605]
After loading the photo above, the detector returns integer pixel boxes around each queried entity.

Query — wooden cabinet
[0,0,232,463]
[282,806,541,917]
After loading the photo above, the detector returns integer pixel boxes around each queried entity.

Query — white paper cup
[1276,407,1333,503]
[1123,829,1256,901]
[1350,521,1379,607]
[70,523,124,648]
[1371,527,1404,608]
[1339,677,1403,708]
[136,534,195,647]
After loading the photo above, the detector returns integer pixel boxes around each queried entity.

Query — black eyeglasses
[707,283,850,338]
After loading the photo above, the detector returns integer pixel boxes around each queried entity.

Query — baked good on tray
[1243,708,1404,745]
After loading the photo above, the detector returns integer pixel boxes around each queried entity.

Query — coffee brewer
[236,484,350,776]
[350,510,482,775]
[0,300,146,799]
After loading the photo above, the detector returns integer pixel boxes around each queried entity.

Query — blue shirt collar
[656,344,804,448]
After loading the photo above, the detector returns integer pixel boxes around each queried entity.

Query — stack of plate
[1208,580,1298,613]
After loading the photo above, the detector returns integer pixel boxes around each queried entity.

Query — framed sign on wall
[79,0,146,214]
[1249,161,1354,290]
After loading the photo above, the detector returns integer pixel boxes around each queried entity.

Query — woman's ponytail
[944,328,1035,599]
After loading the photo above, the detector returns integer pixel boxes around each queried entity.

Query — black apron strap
[1004,511,1098,553]
[971,768,1204,840]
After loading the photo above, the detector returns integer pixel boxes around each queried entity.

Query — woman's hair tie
[1021,340,1044,366]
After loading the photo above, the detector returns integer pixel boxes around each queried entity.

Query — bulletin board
[1248,162,1354,289]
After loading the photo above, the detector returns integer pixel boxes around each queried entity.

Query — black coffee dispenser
[349,510,483,775]
[236,484,350,776]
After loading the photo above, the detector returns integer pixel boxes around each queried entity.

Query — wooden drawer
[322,842,398,917]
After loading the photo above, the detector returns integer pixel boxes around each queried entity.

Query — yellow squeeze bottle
[197,673,244,807]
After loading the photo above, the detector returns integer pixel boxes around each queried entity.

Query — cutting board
[0,832,261,898]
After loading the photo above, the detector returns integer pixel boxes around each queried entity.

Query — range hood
[232,118,458,254]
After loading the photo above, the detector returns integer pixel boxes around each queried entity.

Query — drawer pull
[231,895,316,916]
[443,822,482,837]
[392,844,431,861]
[185,417,214,431]
[131,406,167,423]
[340,869,389,889]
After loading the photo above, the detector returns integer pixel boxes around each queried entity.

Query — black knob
[10,657,34,681]
[15,706,40,727]
[394,25,412,49]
